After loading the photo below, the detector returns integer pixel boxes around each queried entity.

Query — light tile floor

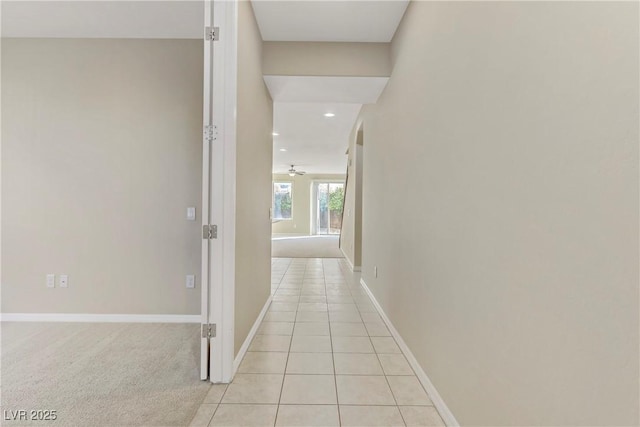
[190,258,445,427]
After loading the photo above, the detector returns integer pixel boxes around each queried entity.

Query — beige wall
[234,1,274,356]
[272,173,346,236]
[1,39,203,315]
[361,2,639,425]
[340,126,364,269]
[263,42,390,77]
[339,162,355,264]
[353,142,363,267]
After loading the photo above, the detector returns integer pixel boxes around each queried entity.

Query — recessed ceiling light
[272,132,279,136]
[324,113,335,118]
[279,148,287,152]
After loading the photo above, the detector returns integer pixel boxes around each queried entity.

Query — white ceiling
[3,0,409,41]
[1,1,203,39]
[255,1,405,174]
[2,0,399,174]
[267,76,388,174]
[272,103,362,175]
[251,0,409,42]
[264,76,389,104]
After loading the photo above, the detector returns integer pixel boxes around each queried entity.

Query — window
[273,182,292,220]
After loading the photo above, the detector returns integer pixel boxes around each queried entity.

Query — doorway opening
[313,181,345,235]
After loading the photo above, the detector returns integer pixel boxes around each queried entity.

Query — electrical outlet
[46,274,55,288]
[59,274,68,288]
[186,275,195,289]
[374,266,378,278]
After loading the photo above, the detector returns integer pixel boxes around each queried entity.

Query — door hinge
[203,224,218,240]
[204,124,217,142]
[205,26,219,41]
[202,323,216,338]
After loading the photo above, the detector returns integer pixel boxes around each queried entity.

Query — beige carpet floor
[271,235,343,258]
[1,322,210,427]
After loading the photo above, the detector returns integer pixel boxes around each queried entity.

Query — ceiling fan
[287,165,306,177]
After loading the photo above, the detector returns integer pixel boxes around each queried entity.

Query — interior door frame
[201,0,238,384]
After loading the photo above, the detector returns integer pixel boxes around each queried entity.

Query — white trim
[271,233,312,240]
[310,181,317,235]
[359,277,460,427]
[200,0,214,382]
[233,296,273,374]
[221,0,239,385]
[0,313,200,323]
[340,247,361,272]
[310,178,346,184]
[207,0,238,384]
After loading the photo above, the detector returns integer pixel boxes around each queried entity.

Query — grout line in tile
[273,261,297,427]
[205,382,230,427]
[324,259,343,427]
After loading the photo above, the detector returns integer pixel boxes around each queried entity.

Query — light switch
[59,274,68,288]
[46,274,55,288]
[187,207,196,221]
[186,275,195,289]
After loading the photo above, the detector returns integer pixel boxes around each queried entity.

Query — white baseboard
[360,278,460,427]
[340,247,361,272]
[271,233,310,240]
[0,313,200,323]
[233,295,273,374]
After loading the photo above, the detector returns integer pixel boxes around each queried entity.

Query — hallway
[189,258,444,426]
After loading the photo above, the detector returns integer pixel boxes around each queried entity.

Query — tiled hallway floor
[190,258,445,427]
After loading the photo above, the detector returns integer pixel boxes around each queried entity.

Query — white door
[201,0,237,384]
[200,0,215,381]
